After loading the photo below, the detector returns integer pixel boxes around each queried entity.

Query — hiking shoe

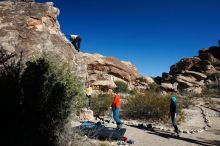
[116,124,122,130]
[117,141,126,145]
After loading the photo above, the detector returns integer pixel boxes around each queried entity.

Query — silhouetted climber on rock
[70,34,81,52]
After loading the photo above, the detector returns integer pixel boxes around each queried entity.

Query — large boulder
[183,87,203,95]
[183,70,207,81]
[161,82,178,92]
[143,76,155,84]
[80,53,143,90]
[0,1,87,80]
[199,46,220,61]
[91,80,117,91]
[175,75,204,88]
[169,57,200,75]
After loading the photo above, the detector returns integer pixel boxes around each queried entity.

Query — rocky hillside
[80,53,154,91]
[0,0,87,80]
[161,41,220,94]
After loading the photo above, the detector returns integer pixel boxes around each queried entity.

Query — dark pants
[171,114,179,133]
[86,95,91,107]
[72,37,81,52]
[112,107,122,127]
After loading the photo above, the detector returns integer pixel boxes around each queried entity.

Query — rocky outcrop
[80,53,153,91]
[161,41,220,94]
[0,1,87,81]
[161,82,178,92]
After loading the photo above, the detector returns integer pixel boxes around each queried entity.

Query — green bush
[91,93,113,116]
[206,72,220,80]
[148,83,161,93]
[122,91,185,123]
[0,51,86,146]
[123,92,170,122]
[113,80,128,93]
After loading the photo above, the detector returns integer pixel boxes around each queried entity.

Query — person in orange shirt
[111,90,122,129]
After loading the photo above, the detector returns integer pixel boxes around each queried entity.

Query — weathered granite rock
[176,75,204,88]
[0,1,87,81]
[144,76,155,84]
[183,87,203,94]
[161,42,220,94]
[169,57,201,75]
[161,82,178,92]
[183,70,207,81]
[81,53,150,90]
[92,80,116,90]
[80,108,95,122]
[199,46,220,61]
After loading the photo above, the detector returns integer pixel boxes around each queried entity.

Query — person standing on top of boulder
[111,89,123,129]
[70,34,81,52]
[170,96,180,137]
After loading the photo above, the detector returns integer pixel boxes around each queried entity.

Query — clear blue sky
[37,0,220,77]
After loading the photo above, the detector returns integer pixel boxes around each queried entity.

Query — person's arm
[111,96,116,107]
[175,103,178,118]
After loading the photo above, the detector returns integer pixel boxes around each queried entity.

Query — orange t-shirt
[111,94,120,108]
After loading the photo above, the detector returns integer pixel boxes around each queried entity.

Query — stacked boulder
[161,41,220,94]
[80,53,154,91]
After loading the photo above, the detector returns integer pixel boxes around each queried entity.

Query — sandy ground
[123,120,220,146]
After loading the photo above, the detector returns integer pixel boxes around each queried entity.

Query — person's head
[86,83,90,88]
[171,96,176,102]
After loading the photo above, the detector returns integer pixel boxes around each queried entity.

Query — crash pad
[79,121,126,140]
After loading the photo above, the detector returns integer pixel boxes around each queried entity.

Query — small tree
[91,93,113,116]
[113,80,128,93]
[0,51,86,146]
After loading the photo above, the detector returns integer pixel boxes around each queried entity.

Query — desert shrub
[113,80,128,93]
[91,93,113,116]
[123,92,184,123]
[123,91,170,122]
[206,72,220,79]
[178,96,195,109]
[136,76,146,82]
[203,96,215,106]
[212,72,220,78]
[148,83,161,93]
[0,51,86,146]
[129,89,139,95]
[202,86,220,97]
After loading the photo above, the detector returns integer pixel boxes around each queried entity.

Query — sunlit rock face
[0,1,88,81]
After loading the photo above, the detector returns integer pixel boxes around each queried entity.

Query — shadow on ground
[147,129,220,146]
[126,124,220,146]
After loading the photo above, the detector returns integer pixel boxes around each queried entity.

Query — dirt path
[124,123,220,146]
[122,101,220,146]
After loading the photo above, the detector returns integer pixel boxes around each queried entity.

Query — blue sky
[37,0,220,77]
